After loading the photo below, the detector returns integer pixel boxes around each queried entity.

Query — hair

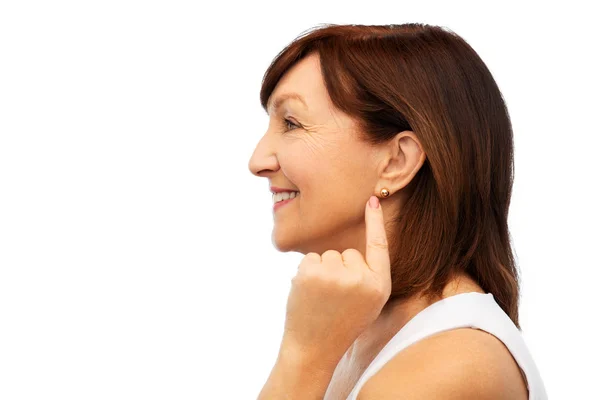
[259,23,521,328]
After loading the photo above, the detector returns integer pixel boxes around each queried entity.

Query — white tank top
[346,292,548,400]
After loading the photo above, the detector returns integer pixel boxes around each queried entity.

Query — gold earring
[380,188,390,198]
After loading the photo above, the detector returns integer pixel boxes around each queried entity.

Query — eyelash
[283,118,300,132]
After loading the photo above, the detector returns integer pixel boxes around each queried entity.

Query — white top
[346,292,547,400]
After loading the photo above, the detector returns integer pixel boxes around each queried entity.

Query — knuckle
[299,253,320,267]
[342,248,361,257]
[341,249,363,267]
[304,252,321,261]
[369,237,389,250]
[321,249,341,258]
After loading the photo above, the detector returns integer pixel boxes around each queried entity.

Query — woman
[248,23,547,400]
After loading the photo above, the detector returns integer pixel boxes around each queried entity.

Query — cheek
[280,143,328,184]
[280,139,366,198]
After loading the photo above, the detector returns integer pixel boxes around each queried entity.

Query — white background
[1,1,598,398]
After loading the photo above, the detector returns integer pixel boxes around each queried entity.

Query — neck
[348,272,485,361]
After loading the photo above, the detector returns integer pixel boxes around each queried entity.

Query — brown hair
[259,23,521,328]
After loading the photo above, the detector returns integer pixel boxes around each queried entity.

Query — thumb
[364,195,391,276]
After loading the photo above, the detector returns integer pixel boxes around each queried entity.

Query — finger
[321,250,343,266]
[364,195,391,275]
[341,248,364,269]
[303,252,321,263]
[297,252,321,271]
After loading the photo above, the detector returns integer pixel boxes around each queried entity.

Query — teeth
[273,191,299,204]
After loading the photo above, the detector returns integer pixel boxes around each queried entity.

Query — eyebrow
[266,92,308,115]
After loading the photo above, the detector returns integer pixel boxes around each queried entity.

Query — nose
[248,132,280,178]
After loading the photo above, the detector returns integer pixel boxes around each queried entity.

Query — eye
[283,118,300,132]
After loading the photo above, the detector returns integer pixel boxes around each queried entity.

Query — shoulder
[357,328,528,400]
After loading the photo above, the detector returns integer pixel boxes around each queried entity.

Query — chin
[271,229,315,254]
[272,232,328,256]
[271,231,297,253]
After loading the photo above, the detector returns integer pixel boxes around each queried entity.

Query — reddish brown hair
[260,23,521,328]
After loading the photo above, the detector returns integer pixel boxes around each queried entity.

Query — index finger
[364,195,391,275]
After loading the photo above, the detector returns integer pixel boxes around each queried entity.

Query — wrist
[279,334,349,372]
[273,346,337,399]
[258,347,337,400]
[277,341,339,374]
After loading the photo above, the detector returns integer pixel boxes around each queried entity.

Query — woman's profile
[248,23,547,399]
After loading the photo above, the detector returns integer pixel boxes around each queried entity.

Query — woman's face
[248,53,391,255]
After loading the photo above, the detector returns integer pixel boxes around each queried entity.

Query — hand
[281,196,392,366]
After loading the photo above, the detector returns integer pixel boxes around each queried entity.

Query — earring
[380,188,390,198]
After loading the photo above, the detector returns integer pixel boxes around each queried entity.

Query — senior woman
[248,23,547,400]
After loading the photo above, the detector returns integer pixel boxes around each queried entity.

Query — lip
[270,186,299,194]
[273,195,297,211]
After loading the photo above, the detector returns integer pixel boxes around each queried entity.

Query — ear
[377,131,426,194]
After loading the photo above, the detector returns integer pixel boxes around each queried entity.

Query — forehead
[267,53,331,115]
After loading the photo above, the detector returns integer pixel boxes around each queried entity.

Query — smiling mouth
[272,191,300,205]
[273,192,299,211]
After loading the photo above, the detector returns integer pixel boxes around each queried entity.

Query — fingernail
[369,195,380,209]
